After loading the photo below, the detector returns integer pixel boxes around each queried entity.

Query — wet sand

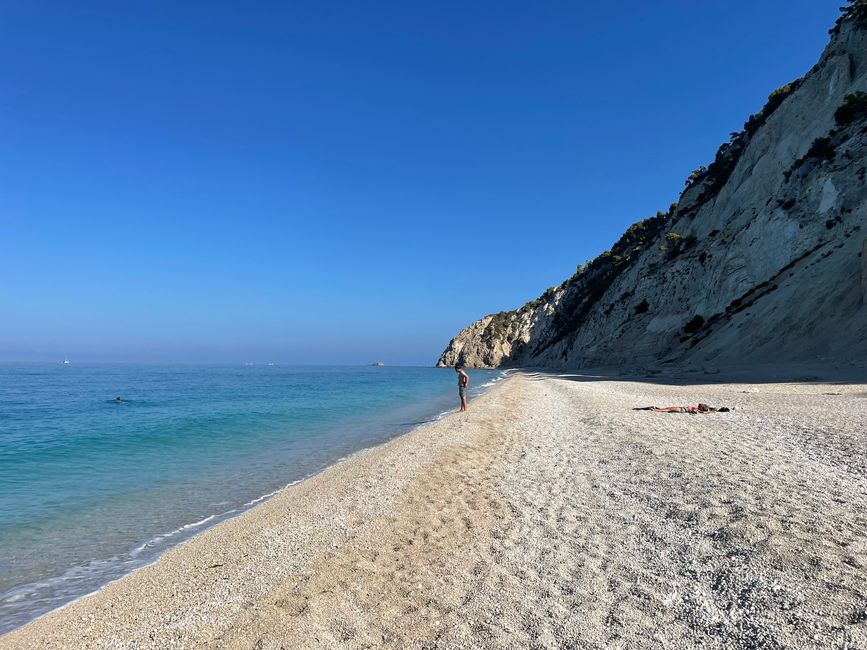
[3,372,866,649]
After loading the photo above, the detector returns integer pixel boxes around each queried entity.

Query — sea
[0,363,505,633]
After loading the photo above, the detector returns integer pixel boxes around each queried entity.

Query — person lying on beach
[633,403,730,413]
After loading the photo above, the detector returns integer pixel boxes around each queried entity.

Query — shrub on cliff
[685,166,707,187]
[791,137,836,172]
[832,0,867,33]
[539,212,669,355]
[744,81,802,137]
[684,315,705,334]
[835,92,867,126]
[485,311,514,340]
[682,78,801,201]
[617,213,669,252]
[661,233,698,260]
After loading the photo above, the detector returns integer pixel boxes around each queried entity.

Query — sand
[2,372,866,649]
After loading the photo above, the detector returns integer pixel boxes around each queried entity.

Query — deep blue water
[0,363,503,633]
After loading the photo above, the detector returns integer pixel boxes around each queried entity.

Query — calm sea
[0,363,504,633]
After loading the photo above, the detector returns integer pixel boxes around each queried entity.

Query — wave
[129,513,222,558]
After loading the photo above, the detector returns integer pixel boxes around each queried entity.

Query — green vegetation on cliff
[539,211,670,356]
[833,0,867,33]
[475,210,673,358]
[680,78,802,216]
[835,92,867,126]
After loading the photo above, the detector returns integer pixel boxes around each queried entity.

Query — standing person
[455,364,469,411]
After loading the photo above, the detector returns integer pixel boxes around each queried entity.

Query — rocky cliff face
[438,11,867,370]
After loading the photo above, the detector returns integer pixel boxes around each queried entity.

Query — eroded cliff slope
[438,9,867,370]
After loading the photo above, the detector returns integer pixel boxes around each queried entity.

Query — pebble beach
[3,372,866,649]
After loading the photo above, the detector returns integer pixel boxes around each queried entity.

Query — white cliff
[438,10,867,370]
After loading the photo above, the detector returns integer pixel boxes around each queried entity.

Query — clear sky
[0,1,842,364]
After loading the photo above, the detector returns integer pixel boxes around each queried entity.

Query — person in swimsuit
[455,364,469,412]
[633,403,730,413]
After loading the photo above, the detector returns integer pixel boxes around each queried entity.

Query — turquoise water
[0,363,503,633]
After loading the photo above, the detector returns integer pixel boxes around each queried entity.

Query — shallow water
[0,363,503,633]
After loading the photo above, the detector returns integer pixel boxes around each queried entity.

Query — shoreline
[0,371,508,637]
[3,371,866,648]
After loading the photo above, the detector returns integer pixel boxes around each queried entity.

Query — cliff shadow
[514,362,867,387]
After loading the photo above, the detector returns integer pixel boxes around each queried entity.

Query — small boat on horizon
[370,362,385,367]
[63,356,70,365]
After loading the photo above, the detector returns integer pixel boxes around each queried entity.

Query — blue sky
[1,1,842,364]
